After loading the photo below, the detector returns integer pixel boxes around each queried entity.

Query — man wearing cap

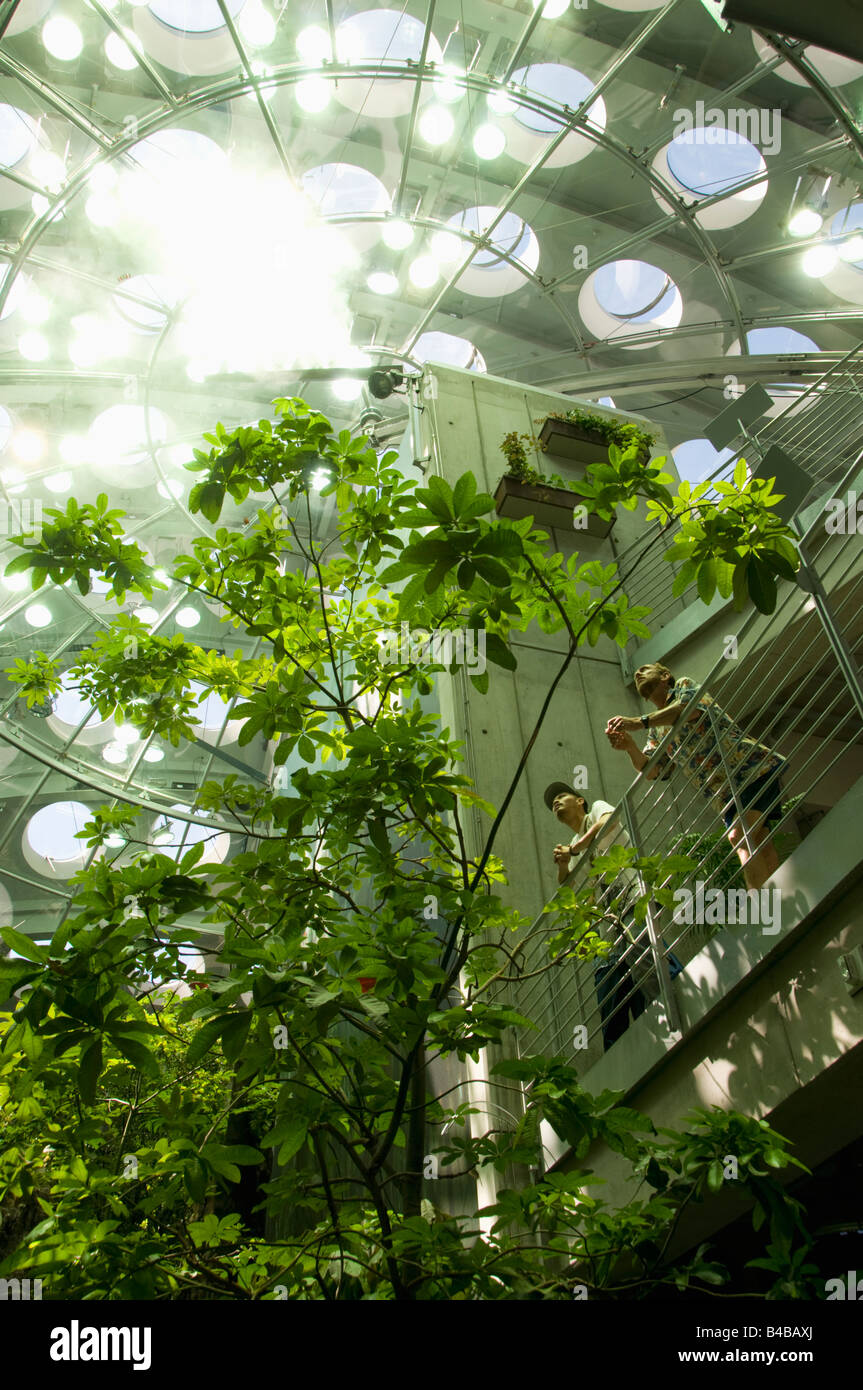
[544,781,648,1049]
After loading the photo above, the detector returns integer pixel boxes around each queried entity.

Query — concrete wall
[424,362,670,921]
[422,363,863,1241]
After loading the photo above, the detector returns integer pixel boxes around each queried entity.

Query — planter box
[538,416,650,466]
[494,475,615,539]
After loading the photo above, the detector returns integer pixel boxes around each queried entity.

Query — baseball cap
[544,782,585,813]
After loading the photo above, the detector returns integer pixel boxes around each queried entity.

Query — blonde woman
[606,663,785,891]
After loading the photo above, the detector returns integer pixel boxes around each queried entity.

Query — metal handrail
[607,343,863,631]
[508,481,863,1062]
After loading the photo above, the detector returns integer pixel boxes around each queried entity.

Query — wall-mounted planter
[494,475,615,539]
[538,416,650,466]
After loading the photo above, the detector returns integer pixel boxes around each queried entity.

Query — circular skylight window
[831,203,863,270]
[188,680,243,744]
[744,327,821,355]
[302,164,391,220]
[580,258,683,347]
[134,1,248,75]
[653,128,767,229]
[337,9,441,64]
[0,104,36,170]
[727,328,822,413]
[667,128,765,197]
[446,208,536,266]
[672,438,736,487]
[128,129,228,185]
[333,11,443,117]
[412,332,487,372]
[113,274,180,332]
[148,0,246,34]
[25,800,92,876]
[155,805,231,864]
[510,65,606,137]
[88,405,171,487]
[751,32,863,88]
[52,672,113,736]
[443,207,539,297]
[594,260,680,324]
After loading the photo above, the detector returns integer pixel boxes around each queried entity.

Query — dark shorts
[722,771,783,830]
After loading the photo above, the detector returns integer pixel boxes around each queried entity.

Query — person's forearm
[557,858,570,885]
[626,743,648,772]
[645,698,684,728]
[624,740,663,780]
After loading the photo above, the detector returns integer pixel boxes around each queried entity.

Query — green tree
[0,399,813,1299]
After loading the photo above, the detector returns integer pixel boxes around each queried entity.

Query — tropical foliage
[0,400,813,1298]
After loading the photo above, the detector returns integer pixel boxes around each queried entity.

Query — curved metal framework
[0,0,862,936]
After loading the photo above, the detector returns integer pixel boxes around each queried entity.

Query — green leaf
[0,959,41,993]
[262,1115,309,1163]
[422,475,455,521]
[715,558,735,599]
[368,818,391,856]
[211,1144,264,1166]
[474,528,523,559]
[78,1037,103,1106]
[671,558,698,599]
[757,548,797,581]
[470,670,489,693]
[220,1011,252,1063]
[472,555,511,588]
[452,472,477,518]
[484,632,517,671]
[195,482,227,523]
[459,494,496,521]
[0,928,47,964]
[424,559,452,594]
[747,558,777,615]
[457,560,476,590]
[187,1016,231,1065]
[696,559,717,606]
[111,1035,161,1078]
[732,556,750,611]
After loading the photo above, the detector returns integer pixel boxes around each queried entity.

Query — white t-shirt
[566,800,641,935]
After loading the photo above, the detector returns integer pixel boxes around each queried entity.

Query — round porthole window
[579,258,683,348]
[24,801,93,878]
[444,207,539,297]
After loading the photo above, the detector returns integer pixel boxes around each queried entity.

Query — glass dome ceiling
[1,0,862,941]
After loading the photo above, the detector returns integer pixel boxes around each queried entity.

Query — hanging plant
[537,408,656,458]
[499,431,567,488]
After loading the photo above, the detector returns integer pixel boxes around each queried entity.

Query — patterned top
[642,675,786,811]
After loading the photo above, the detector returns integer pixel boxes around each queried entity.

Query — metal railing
[507,443,863,1072]
[612,342,863,636]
